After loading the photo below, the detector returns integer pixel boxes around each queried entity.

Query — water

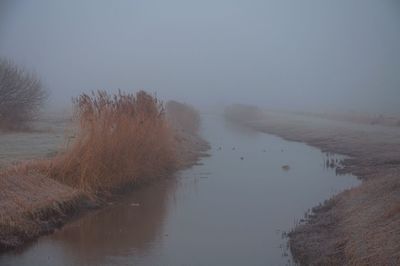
[0,114,360,266]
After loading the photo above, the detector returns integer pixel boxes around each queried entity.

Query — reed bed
[0,91,208,250]
[47,90,177,193]
[166,101,200,135]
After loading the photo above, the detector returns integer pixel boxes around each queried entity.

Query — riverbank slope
[225,105,400,265]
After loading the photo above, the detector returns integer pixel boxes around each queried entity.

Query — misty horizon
[0,0,399,114]
[1,2,400,264]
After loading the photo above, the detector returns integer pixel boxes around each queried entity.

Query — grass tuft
[47,90,177,193]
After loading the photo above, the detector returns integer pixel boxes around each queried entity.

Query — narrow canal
[0,114,360,266]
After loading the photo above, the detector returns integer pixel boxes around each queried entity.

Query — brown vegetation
[46,90,177,193]
[0,59,47,131]
[166,100,200,135]
[0,91,208,251]
[0,163,87,249]
[166,101,210,167]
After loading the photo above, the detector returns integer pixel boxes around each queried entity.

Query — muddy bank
[225,107,400,265]
[0,101,208,252]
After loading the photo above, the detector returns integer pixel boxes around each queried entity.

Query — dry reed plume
[47,90,177,193]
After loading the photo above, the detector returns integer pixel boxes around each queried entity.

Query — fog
[1,0,399,113]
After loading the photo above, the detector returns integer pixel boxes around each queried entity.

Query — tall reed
[49,90,177,193]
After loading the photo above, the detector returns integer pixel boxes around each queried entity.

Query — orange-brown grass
[47,90,177,193]
[0,92,209,250]
[0,162,85,249]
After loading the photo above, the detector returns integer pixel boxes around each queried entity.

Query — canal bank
[0,114,359,265]
[0,100,209,252]
[227,107,400,265]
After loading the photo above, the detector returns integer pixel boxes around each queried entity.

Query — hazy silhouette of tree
[0,59,47,130]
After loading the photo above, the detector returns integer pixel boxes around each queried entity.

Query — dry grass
[46,90,177,193]
[0,166,86,249]
[225,105,400,264]
[166,101,210,167]
[166,101,200,135]
[0,92,208,250]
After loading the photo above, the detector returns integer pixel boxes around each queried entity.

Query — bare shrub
[0,59,47,130]
[48,90,177,193]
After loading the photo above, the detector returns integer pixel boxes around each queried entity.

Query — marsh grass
[166,101,200,134]
[0,165,85,249]
[47,90,177,193]
[0,91,207,250]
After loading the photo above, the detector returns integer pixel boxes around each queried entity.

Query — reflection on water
[51,180,176,265]
[0,114,360,266]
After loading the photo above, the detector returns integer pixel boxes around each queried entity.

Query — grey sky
[0,0,399,113]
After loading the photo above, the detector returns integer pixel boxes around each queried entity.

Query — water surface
[0,114,360,266]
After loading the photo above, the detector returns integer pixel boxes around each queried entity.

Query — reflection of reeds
[48,90,177,193]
